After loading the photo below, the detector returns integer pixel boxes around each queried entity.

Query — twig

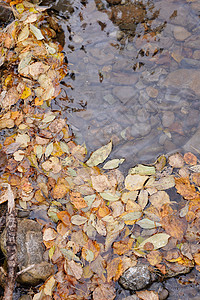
[2,184,17,300]
[17,264,35,277]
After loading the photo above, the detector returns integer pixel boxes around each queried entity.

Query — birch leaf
[71,215,88,225]
[129,164,156,175]
[103,158,125,169]
[136,218,161,229]
[30,24,44,40]
[139,233,170,250]
[100,191,120,201]
[86,141,112,167]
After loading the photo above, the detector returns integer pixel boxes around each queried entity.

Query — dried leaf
[53,183,69,199]
[136,218,161,229]
[93,284,116,300]
[168,153,184,168]
[86,141,112,167]
[18,25,29,42]
[175,177,199,200]
[70,192,87,209]
[139,233,170,250]
[43,276,56,296]
[107,257,123,282]
[136,290,159,300]
[45,142,53,158]
[43,228,57,241]
[100,191,120,201]
[67,260,83,280]
[147,250,162,266]
[184,152,197,165]
[149,191,171,209]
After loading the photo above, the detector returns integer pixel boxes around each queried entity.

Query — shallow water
[43,0,200,171]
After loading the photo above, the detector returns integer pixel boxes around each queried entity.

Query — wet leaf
[147,250,163,266]
[30,24,44,40]
[67,260,83,280]
[86,141,112,167]
[43,276,56,296]
[93,284,116,300]
[168,153,184,168]
[107,257,123,282]
[149,191,171,209]
[53,183,69,199]
[138,189,148,209]
[129,164,156,175]
[184,152,197,165]
[139,233,170,250]
[103,158,125,169]
[21,86,31,99]
[125,174,149,191]
[150,176,175,190]
[175,177,199,200]
[120,211,142,225]
[45,142,53,158]
[136,290,159,300]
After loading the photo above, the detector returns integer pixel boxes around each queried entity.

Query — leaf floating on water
[139,233,170,250]
[86,141,112,167]
[103,158,125,169]
[30,24,44,40]
[129,164,156,175]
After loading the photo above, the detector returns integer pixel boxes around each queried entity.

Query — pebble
[162,111,175,127]
[112,86,136,103]
[173,26,191,41]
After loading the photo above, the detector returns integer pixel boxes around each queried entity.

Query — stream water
[42,0,200,173]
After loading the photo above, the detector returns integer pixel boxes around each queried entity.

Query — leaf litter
[0,1,200,299]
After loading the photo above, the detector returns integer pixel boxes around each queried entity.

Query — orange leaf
[57,211,71,226]
[35,97,44,106]
[70,192,87,209]
[175,177,199,200]
[57,222,68,236]
[107,257,123,282]
[194,253,200,266]
[82,240,100,262]
[53,183,69,199]
[113,238,134,255]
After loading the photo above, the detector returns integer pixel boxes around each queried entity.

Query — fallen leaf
[71,215,87,225]
[113,238,134,255]
[136,290,159,300]
[138,189,148,209]
[93,284,116,300]
[43,276,56,296]
[107,257,123,282]
[125,174,149,191]
[149,191,171,209]
[30,24,44,40]
[53,183,69,199]
[43,228,57,241]
[91,174,111,192]
[86,141,112,167]
[66,260,83,280]
[184,152,197,165]
[139,233,170,250]
[129,164,156,175]
[136,218,161,229]
[147,250,162,266]
[175,177,199,200]
[70,192,87,209]
[103,158,125,169]
[168,153,184,168]
[100,191,120,201]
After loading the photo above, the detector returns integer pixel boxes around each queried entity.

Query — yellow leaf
[35,97,43,106]
[16,3,24,14]
[21,86,31,99]
[4,74,12,87]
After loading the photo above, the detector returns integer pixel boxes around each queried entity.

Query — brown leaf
[147,250,162,266]
[53,183,69,199]
[113,238,134,255]
[168,153,184,168]
[107,257,123,282]
[184,152,197,165]
[93,284,116,300]
[57,211,71,226]
[136,290,159,300]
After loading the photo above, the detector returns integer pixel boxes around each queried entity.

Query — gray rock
[162,111,175,127]
[112,86,136,103]
[173,26,191,41]
[136,108,150,123]
[131,122,151,138]
[1,219,54,286]
[119,264,156,291]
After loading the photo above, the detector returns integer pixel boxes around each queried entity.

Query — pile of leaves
[0,2,200,300]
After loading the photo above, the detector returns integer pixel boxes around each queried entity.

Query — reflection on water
[45,0,200,170]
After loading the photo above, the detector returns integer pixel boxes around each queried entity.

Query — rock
[1,219,54,286]
[173,26,191,41]
[164,69,200,96]
[112,86,135,103]
[0,3,13,26]
[183,128,200,154]
[150,282,169,300]
[162,111,175,128]
[119,264,157,291]
[131,122,151,138]
[136,108,150,123]
[146,86,158,98]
